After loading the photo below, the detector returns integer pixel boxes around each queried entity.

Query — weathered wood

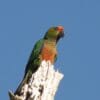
[9,61,64,100]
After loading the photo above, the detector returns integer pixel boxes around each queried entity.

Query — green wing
[15,39,44,95]
[25,39,44,75]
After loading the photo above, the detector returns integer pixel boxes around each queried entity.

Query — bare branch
[9,61,64,100]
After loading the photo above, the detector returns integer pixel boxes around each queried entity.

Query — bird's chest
[40,43,57,63]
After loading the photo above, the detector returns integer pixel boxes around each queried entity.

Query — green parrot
[14,26,64,95]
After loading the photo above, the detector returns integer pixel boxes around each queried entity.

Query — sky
[0,0,100,100]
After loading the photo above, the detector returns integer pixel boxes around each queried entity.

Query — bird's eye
[54,27,57,30]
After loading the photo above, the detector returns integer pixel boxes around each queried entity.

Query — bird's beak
[57,26,64,38]
[60,31,64,38]
[56,26,64,42]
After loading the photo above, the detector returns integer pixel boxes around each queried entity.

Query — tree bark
[9,61,64,100]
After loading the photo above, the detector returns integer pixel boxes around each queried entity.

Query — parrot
[14,26,64,95]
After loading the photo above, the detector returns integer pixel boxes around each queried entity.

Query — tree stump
[9,61,64,100]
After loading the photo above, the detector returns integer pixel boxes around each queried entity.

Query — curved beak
[60,31,64,38]
[56,26,64,42]
[57,26,64,38]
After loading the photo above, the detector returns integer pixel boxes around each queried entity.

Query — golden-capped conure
[15,26,64,95]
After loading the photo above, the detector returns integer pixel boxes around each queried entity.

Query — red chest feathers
[40,45,57,63]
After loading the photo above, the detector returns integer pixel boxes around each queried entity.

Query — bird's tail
[14,72,31,95]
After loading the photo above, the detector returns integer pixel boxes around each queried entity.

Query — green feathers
[14,26,64,95]
[25,39,44,75]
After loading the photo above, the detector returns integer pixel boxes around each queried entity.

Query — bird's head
[44,26,64,43]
